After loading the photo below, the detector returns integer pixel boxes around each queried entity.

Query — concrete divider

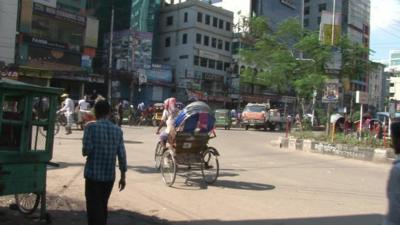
[278,137,394,163]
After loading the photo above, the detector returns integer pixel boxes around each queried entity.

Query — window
[197,12,203,22]
[184,12,188,22]
[163,57,170,62]
[217,39,223,49]
[226,22,231,31]
[225,41,230,51]
[303,18,309,27]
[182,33,187,44]
[305,0,310,3]
[211,37,217,48]
[219,19,224,29]
[216,61,223,70]
[213,17,218,27]
[318,3,327,12]
[179,55,189,59]
[209,59,216,69]
[196,33,202,44]
[224,62,231,71]
[165,37,171,47]
[194,56,199,65]
[205,14,211,25]
[304,6,310,15]
[317,16,321,25]
[200,57,208,67]
[166,16,173,26]
[204,35,209,46]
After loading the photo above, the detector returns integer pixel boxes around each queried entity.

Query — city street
[1,126,391,225]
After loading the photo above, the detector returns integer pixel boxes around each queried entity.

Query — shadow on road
[124,140,144,144]
[1,202,382,225]
[0,207,167,225]
[170,214,383,225]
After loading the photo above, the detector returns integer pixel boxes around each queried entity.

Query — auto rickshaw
[0,78,62,221]
[214,109,232,130]
[152,103,164,126]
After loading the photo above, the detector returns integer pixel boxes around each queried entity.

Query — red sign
[83,47,96,57]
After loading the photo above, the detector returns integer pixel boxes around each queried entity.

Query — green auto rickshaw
[214,109,232,130]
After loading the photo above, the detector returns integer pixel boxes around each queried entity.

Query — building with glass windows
[131,0,161,32]
[155,0,234,105]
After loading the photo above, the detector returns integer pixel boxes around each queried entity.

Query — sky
[213,0,400,62]
[370,0,400,61]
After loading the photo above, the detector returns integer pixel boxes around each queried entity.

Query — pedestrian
[82,100,127,225]
[58,93,74,135]
[384,119,400,225]
[117,99,124,127]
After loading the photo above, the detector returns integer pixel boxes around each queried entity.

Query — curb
[276,137,394,163]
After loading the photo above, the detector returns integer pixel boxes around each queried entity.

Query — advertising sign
[33,2,86,25]
[84,17,99,48]
[33,0,56,8]
[355,91,368,104]
[319,11,341,45]
[322,79,339,103]
[104,30,153,71]
[133,32,153,69]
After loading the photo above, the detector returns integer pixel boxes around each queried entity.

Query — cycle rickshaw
[154,102,220,187]
[0,78,62,221]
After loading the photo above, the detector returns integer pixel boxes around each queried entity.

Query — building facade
[2,0,102,100]
[0,0,19,65]
[251,0,303,30]
[156,0,234,105]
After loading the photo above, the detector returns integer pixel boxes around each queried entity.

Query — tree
[239,16,372,117]
[240,17,331,104]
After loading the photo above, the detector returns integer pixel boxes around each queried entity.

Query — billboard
[104,30,153,71]
[319,11,341,45]
[133,32,153,69]
[322,79,339,103]
[84,17,99,48]
[33,0,56,8]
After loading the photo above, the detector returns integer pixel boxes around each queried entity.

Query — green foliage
[239,16,372,102]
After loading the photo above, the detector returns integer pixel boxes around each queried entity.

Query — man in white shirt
[58,93,75,134]
[77,95,91,125]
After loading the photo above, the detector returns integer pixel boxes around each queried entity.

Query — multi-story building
[303,0,370,93]
[4,0,102,99]
[156,0,234,105]
[251,0,303,30]
[0,0,18,65]
[131,0,161,32]
[387,50,400,73]
[389,76,400,101]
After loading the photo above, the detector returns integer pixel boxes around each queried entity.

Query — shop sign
[25,35,68,50]
[1,71,19,79]
[33,3,86,25]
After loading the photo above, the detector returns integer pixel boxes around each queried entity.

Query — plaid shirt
[82,119,127,182]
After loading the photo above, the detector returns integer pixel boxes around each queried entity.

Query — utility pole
[107,4,115,103]
[331,0,336,45]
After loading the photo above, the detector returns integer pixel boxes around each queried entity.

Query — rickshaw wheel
[15,193,40,215]
[201,147,219,184]
[154,142,165,170]
[160,150,177,187]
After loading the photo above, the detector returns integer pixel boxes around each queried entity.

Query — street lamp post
[107,4,115,103]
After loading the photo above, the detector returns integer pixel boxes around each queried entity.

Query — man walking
[58,93,75,135]
[82,100,127,225]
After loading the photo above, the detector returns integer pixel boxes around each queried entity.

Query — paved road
[1,126,391,225]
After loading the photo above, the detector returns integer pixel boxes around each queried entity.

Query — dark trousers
[85,178,114,225]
